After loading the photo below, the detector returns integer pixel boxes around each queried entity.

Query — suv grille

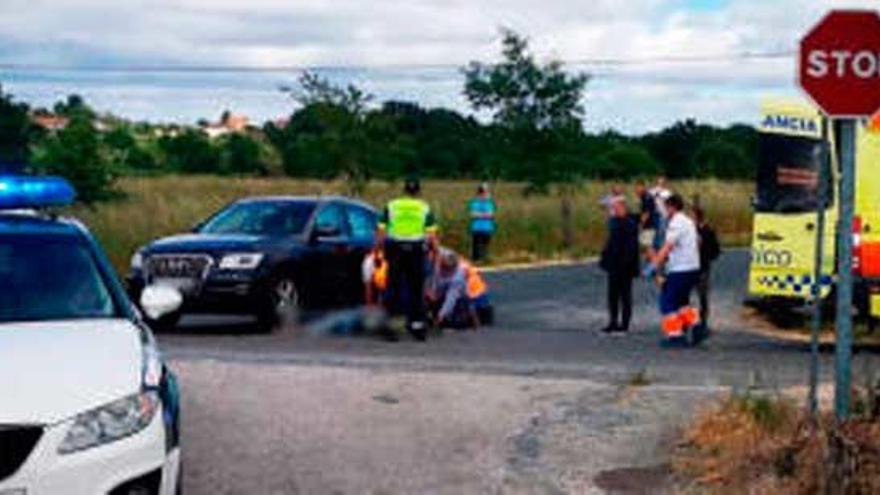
[146,254,212,280]
[0,425,43,482]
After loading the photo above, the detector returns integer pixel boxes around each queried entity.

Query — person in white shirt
[649,193,703,341]
[648,176,672,249]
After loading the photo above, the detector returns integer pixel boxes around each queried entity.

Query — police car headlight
[219,253,264,270]
[130,251,144,270]
[58,391,159,454]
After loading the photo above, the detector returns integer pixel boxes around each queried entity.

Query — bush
[159,130,220,174]
[596,143,662,179]
[31,115,116,203]
[220,133,269,176]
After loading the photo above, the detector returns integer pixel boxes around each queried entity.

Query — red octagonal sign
[800,10,880,117]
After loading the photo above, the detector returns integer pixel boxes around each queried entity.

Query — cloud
[0,0,877,132]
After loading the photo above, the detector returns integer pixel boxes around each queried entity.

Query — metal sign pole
[835,118,857,421]
[808,120,830,417]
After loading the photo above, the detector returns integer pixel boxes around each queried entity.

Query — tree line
[0,30,757,203]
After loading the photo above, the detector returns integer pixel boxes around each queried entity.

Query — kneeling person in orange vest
[648,194,706,345]
[426,249,493,330]
[362,248,388,307]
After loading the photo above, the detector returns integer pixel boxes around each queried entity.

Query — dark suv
[127,196,378,331]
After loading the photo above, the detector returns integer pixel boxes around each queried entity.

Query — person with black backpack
[693,207,721,327]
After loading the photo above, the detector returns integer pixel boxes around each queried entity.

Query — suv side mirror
[313,223,341,240]
[140,285,183,320]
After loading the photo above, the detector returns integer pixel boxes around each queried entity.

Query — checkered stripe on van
[756,274,834,295]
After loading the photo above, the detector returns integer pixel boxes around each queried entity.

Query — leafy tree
[0,85,41,169]
[103,126,157,172]
[693,140,752,180]
[464,29,589,133]
[53,94,95,120]
[290,71,373,114]
[31,114,116,203]
[464,28,590,249]
[277,72,383,194]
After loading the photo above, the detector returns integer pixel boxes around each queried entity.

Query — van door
[749,131,836,299]
[856,121,880,277]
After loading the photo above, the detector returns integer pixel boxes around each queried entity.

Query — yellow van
[748,99,880,318]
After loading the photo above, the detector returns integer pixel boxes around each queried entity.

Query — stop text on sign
[806,50,880,79]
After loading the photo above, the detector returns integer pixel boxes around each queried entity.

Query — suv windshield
[0,234,118,323]
[199,202,316,236]
[755,133,832,213]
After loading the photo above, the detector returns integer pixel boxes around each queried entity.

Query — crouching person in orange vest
[426,249,493,330]
[648,194,707,346]
[362,248,388,307]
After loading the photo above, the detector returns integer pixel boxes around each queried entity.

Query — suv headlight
[219,253,264,270]
[58,391,159,454]
[130,251,144,270]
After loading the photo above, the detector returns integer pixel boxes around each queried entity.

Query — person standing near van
[468,183,496,263]
[600,197,640,333]
[649,194,702,342]
[693,207,721,327]
[649,176,672,249]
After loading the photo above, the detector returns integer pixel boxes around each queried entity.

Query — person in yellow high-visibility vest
[376,177,438,341]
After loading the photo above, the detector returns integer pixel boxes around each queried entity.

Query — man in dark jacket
[600,197,640,333]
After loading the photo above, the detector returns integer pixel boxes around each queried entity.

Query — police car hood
[0,319,143,425]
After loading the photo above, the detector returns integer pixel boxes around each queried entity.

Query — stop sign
[799,10,880,117]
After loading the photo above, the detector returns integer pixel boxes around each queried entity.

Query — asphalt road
[160,250,880,493]
[161,250,877,389]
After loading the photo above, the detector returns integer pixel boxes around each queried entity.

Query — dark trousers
[660,270,700,315]
[607,272,633,330]
[471,232,492,262]
[698,268,711,326]
[385,240,427,328]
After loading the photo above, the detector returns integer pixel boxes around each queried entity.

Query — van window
[755,134,833,213]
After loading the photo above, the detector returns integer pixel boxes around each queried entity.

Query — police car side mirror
[140,285,183,320]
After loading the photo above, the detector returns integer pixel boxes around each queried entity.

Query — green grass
[69,176,755,274]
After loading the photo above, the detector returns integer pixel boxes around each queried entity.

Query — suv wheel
[148,310,182,332]
[257,277,300,332]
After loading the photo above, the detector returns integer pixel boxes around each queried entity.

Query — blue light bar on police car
[0,175,76,209]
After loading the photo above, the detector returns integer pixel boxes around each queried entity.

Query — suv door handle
[806,223,816,231]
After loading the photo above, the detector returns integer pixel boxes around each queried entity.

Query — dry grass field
[70,176,754,273]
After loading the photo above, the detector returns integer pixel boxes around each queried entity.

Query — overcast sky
[0,0,876,133]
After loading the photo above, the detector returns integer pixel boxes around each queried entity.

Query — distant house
[201,111,250,139]
[31,113,70,132]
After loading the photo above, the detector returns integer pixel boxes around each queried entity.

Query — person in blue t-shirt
[468,183,497,262]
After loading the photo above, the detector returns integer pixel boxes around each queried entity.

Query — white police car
[0,176,183,494]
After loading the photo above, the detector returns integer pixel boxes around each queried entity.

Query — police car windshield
[0,234,118,323]
[199,201,316,236]
[755,134,832,213]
